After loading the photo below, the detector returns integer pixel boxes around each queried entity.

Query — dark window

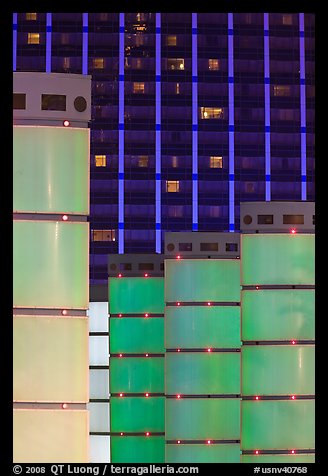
[160,262,164,271]
[179,242,192,251]
[258,214,274,225]
[283,215,304,225]
[312,215,315,225]
[226,243,238,252]
[200,242,218,252]
[41,94,66,111]
[13,93,26,110]
[119,263,132,271]
[138,263,155,270]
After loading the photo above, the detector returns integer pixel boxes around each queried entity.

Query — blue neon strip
[228,13,235,232]
[299,13,307,200]
[82,13,88,75]
[13,13,17,71]
[192,13,198,231]
[118,13,125,253]
[264,13,271,201]
[46,13,52,73]
[155,13,161,253]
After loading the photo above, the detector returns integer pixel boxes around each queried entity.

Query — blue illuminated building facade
[13,12,315,284]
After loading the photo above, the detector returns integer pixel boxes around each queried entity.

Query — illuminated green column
[165,259,241,463]
[109,277,165,462]
[13,72,91,463]
[241,234,315,463]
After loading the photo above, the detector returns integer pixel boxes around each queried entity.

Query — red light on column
[176,255,181,259]
[145,353,149,357]
[177,440,181,444]
[144,273,148,277]
[119,353,123,358]
[144,313,149,318]
[290,228,297,234]
[119,393,124,397]
[62,403,68,409]
[255,286,259,290]
[255,396,260,400]
[118,313,122,318]
[61,309,68,316]
[62,214,68,221]
[145,432,150,436]
[177,394,181,399]
[291,395,296,400]
[63,120,70,127]
[207,302,211,306]
[177,348,181,352]
[291,340,296,345]
[118,273,122,278]
[177,302,181,306]
[145,393,149,397]
[255,450,259,455]
[291,450,295,454]
[207,440,211,445]
[207,348,212,353]
[120,432,124,436]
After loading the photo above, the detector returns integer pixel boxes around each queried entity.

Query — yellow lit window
[208,59,220,71]
[133,82,145,94]
[167,58,184,70]
[200,107,225,119]
[210,156,223,168]
[175,83,180,94]
[166,35,177,46]
[95,155,107,167]
[92,230,116,242]
[138,156,148,167]
[282,14,293,25]
[166,180,180,192]
[26,13,37,20]
[93,58,104,69]
[273,85,291,97]
[27,33,40,44]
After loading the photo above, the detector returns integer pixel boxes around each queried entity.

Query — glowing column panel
[13,409,88,463]
[109,277,165,463]
[241,233,315,462]
[13,126,89,215]
[165,259,241,463]
[13,316,88,402]
[13,221,89,309]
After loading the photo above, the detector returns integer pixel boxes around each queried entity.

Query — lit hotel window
[95,155,107,167]
[133,82,145,94]
[27,33,40,44]
[138,156,149,167]
[167,58,184,70]
[26,13,37,20]
[166,35,177,46]
[210,156,223,168]
[92,230,116,242]
[273,85,291,97]
[172,156,178,168]
[166,180,180,192]
[175,83,180,94]
[93,58,104,69]
[63,57,70,70]
[208,59,220,70]
[282,14,293,25]
[200,107,225,119]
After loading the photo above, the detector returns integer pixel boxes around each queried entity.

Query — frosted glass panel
[242,290,315,341]
[88,302,108,333]
[89,336,109,366]
[166,444,240,463]
[110,357,164,393]
[165,259,240,302]
[241,234,315,285]
[111,397,165,432]
[13,221,89,309]
[109,278,164,314]
[89,369,109,399]
[89,435,110,463]
[13,126,89,214]
[242,345,314,395]
[165,306,240,349]
[88,402,110,432]
[13,316,88,403]
[111,436,165,463]
[110,317,164,353]
[13,409,89,463]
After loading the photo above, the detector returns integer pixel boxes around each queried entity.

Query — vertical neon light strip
[155,13,161,253]
[228,13,235,232]
[192,13,198,231]
[82,13,88,75]
[264,13,271,201]
[118,13,125,253]
[299,13,307,200]
[13,13,17,71]
[46,13,52,73]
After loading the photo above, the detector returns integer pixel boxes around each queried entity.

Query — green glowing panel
[242,346,314,396]
[109,278,164,314]
[241,234,315,285]
[13,316,88,403]
[166,399,240,440]
[111,436,164,463]
[166,353,240,395]
[110,318,164,353]
[13,409,88,463]
[241,400,315,450]
[111,397,164,432]
[13,126,89,214]
[166,444,240,463]
[110,357,164,393]
[165,259,240,302]
[13,221,89,309]
[241,455,315,463]
[165,306,240,349]
[242,290,315,341]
